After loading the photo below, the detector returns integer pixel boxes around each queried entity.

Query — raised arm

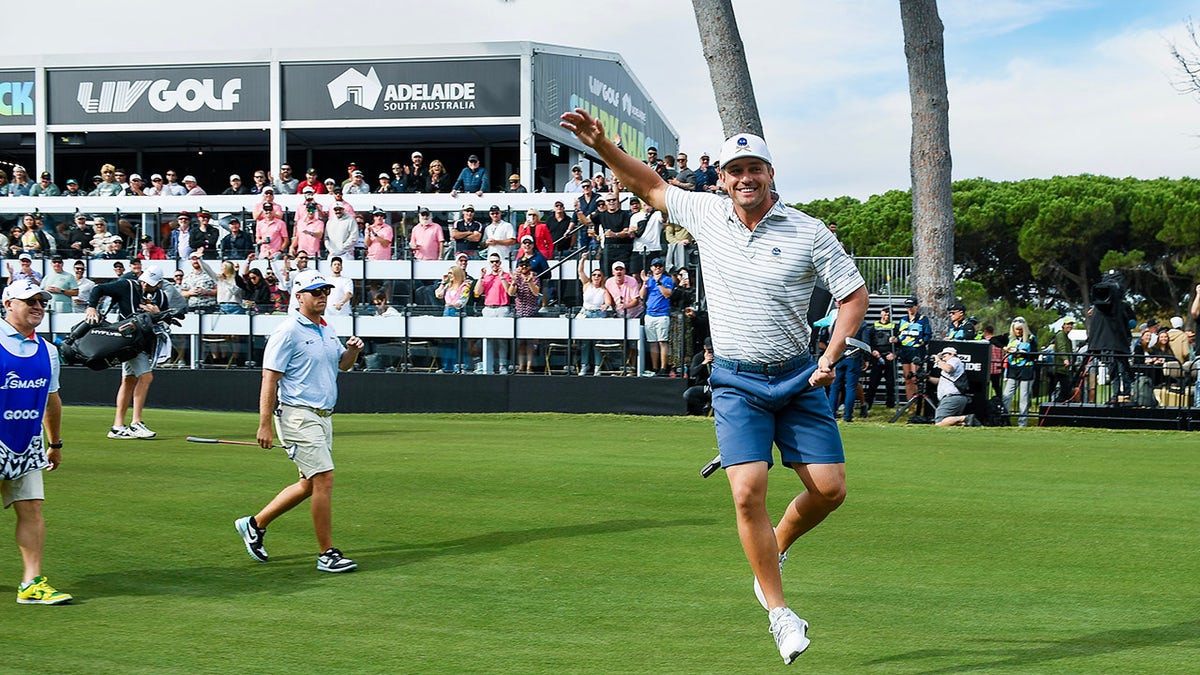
[560,108,667,213]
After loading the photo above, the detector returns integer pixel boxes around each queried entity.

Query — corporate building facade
[0,42,678,192]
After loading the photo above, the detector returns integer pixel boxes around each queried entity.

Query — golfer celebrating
[562,109,867,664]
[235,269,363,573]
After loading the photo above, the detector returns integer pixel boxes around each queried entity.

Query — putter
[186,436,286,449]
[700,336,872,478]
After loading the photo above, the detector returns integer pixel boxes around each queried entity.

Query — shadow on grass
[864,618,1200,673]
[75,517,713,599]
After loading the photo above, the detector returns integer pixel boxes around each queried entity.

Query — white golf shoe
[768,606,810,664]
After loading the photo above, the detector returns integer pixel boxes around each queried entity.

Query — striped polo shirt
[665,186,864,362]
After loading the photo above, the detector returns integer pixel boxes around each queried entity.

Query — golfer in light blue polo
[234,269,363,574]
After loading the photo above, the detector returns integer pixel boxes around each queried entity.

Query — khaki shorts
[122,351,154,377]
[275,404,335,479]
[644,315,670,342]
[2,471,44,508]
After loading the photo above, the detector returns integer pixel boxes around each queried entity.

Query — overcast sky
[3,0,1197,202]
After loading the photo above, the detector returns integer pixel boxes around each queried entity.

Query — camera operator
[929,346,979,426]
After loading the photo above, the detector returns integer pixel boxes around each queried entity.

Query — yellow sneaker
[16,576,72,605]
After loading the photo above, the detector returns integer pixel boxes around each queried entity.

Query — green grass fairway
[2,408,1196,674]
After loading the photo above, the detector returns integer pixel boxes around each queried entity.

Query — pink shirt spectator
[365,221,394,260]
[256,217,289,258]
[605,275,644,318]
[409,220,444,261]
[293,209,326,257]
[479,270,514,306]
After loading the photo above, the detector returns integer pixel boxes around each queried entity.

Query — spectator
[588,192,635,271]
[563,165,585,193]
[515,236,549,280]
[12,214,50,257]
[323,178,338,193]
[517,209,553,260]
[253,186,280,222]
[256,206,290,261]
[575,257,608,376]
[222,174,250,195]
[897,296,932,404]
[408,208,444,260]
[63,178,84,197]
[182,175,206,195]
[694,152,719,192]
[70,259,95,313]
[91,164,123,196]
[119,259,142,281]
[340,162,359,188]
[273,164,299,195]
[828,301,872,422]
[546,200,576,257]
[190,210,220,259]
[1002,316,1037,427]
[604,260,642,319]
[220,219,254,259]
[95,235,126,260]
[481,205,516,261]
[668,152,697,191]
[640,257,674,376]
[660,155,678,181]
[683,337,714,414]
[425,159,449,193]
[124,173,147,196]
[376,172,399,194]
[645,146,667,178]
[324,204,356,260]
[0,169,7,195]
[200,259,246,315]
[474,252,515,373]
[137,235,167,260]
[250,170,270,195]
[450,205,483,258]
[296,168,326,194]
[592,172,610,193]
[291,188,327,257]
[40,256,77,314]
[451,154,489,197]
[1050,316,1078,402]
[945,301,976,340]
[372,290,400,317]
[404,151,429,193]
[344,170,370,195]
[263,267,288,314]
[931,346,977,426]
[435,264,473,373]
[6,165,32,195]
[167,213,194,260]
[512,256,542,374]
[161,170,187,196]
[90,217,118,255]
[864,307,898,413]
[364,209,394,260]
[505,173,528,194]
[576,180,601,220]
[388,161,407,192]
[64,214,91,257]
[631,200,664,275]
[112,169,129,190]
[30,171,60,196]
[241,262,272,313]
[143,173,165,196]
[663,216,692,273]
[179,253,218,312]
[325,257,354,316]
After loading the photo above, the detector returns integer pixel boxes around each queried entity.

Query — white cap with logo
[293,269,334,293]
[3,278,52,303]
[719,133,773,166]
[138,266,164,286]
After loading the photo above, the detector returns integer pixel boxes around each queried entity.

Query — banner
[48,65,270,124]
[0,70,35,125]
[532,53,676,159]
[283,59,521,121]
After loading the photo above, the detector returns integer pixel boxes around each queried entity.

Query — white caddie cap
[2,278,52,303]
[138,266,164,286]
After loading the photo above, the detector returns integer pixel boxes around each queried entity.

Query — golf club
[700,336,873,478]
[186,436,286,449]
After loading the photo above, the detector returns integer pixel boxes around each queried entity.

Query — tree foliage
[793,174,1200,317]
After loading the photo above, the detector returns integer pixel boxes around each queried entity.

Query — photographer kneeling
[930,346,980,427]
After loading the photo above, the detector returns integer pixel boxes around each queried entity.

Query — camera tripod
[890,357,937,424]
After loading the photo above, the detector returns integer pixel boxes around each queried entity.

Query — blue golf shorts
[710,361,845,470]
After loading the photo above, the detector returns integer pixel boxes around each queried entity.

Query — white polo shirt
[665,186,864,362]
[262,313,345,411]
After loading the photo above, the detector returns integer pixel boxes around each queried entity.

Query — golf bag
[60,308,184,371]
[983,395,1010,427]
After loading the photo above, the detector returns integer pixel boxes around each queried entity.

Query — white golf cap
[1171,316,1184,329]
[138,266,164,286]
[939,346,958,356]
[719,132,773,166]
[183,175,197,183]
[293,269,334,293]
[302,186,315,194]
[2,278,51,303]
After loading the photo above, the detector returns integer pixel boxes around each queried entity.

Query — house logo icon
[327,67,383,111]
